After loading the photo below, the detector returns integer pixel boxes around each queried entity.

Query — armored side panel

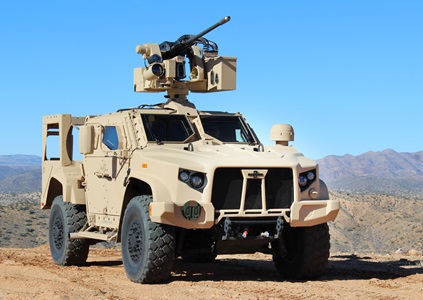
[41,114,86,208]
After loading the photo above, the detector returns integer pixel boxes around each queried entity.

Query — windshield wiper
[148,127,162,145]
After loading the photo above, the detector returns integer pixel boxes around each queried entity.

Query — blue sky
[0,1,422,159]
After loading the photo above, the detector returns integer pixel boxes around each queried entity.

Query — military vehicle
[41,16,340,283]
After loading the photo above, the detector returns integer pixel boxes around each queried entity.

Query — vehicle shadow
[171,258,277,282]
[170,254,423,282]
[324,254,423,281]
[86,260,123,267]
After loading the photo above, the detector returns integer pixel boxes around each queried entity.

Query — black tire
[48,196,90,266]
[272,223,330,280]
[121,195,175,283]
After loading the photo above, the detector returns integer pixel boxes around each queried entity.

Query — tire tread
[273,223,330,280]
[49,196,89,266]
[122,195,175,283]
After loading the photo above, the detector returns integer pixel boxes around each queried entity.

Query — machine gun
[134,16,236,98]
[159,16,230,60]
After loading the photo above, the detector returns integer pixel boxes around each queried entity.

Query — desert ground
[1,192,422,299]
[0,245,422,300]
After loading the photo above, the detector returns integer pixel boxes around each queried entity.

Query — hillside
[0,155,41,193]
[329,191,422,253]
[318,149,423,198]
[318,149,423,180]
[0,193,48,248]
[0,169,41,194]
[1,191,422,255]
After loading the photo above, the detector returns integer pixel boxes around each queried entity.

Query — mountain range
[0,155,41,193]
[0,149,422,198]
[317,149,423,198]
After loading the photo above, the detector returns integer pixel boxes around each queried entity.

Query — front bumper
[150,198,340,229]
[290,199,340,227]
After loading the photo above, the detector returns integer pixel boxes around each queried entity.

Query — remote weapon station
[42,17,340,283]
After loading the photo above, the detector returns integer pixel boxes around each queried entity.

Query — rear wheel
[48,196,90,266]
[272,223,330,279]
[121,195,175,283]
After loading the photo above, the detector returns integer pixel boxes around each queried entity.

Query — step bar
[69,231,117,242]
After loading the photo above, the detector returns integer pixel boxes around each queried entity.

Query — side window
[44,122,81,162]
[45,124,60,160]
[103,126,119,150]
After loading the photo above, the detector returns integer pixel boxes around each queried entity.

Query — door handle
[94,172,112,180]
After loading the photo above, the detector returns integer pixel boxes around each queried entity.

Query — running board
[69,231,117,242]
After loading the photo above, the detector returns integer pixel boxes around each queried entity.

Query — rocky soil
[0,246,422,299]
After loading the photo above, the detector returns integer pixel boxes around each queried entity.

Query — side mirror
[79,125,95,155]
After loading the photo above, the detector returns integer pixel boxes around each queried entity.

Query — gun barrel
[162,16,231,60]
[185,16,231,46]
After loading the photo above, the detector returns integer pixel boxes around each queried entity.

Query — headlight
[298,170,316,191]
[190,173,205,189]
[178,169,207,191]
[299,175,308,187]
[179,170,190,182]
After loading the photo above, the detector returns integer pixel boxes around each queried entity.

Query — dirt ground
[0,245,422,300]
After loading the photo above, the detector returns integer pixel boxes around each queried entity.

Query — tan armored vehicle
[41,17,340,283]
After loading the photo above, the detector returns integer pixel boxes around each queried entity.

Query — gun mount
[134,16,236,99]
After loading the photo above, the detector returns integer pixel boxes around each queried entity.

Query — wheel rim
[127,220,143,264]
[52,215,64,251]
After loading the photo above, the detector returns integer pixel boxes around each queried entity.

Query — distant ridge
[0,151,422,197]
[0,168,41,193]
[0,154,40,166]
[0,155,41,193]
[317,149,423,198]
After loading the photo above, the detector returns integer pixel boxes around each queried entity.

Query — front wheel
[121,195,175,283]
[48,196,90,266]
[272,223,330,280]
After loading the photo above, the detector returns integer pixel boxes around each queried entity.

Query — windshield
[141,114,194,143]
[200,115,256,144]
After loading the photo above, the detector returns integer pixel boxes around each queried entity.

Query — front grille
[211,168,293,211]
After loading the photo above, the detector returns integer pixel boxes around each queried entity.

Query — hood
[133,142,317,171]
